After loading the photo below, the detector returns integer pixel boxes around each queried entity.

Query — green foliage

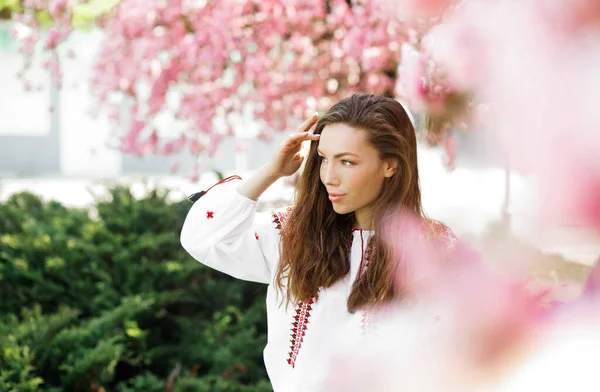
[71,0,121,29]
[1,0,119,28]
[0,0,20,18]
[0,185,270,391]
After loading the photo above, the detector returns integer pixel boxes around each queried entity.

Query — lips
[328,193,345,202]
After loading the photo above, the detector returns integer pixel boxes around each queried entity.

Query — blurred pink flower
[188,139,204,156]
[144,130,159,154]
[383,0,456,27]
[121,119,146,155]
[581,257,600,301]
[326,209,549,391]
[43,28,62,50]
[160,134,187,156]
[397,46,429,109]
[389,0,600,232]
[48,0,69,19]
[169,161,180,174]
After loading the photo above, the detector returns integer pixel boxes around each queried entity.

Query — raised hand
[265,113,320,178]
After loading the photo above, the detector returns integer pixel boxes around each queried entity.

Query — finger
[297,112,319,133]
[293,153,305,166]
[307,118,318,135]
[281,135,304,152]
[287,132,309,143]
[289,131,320,141]
[283,133,318,150]
[298,132,320,142]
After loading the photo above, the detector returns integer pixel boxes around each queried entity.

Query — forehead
[318,123,368,153]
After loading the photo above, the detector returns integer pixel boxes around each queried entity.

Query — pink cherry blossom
[327,207,551,392]
[391,0,456,22]
[388,0,600,232]
[43,28,62,50]
[13,0,409,165]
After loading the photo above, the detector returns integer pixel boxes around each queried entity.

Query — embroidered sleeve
[180,177,284,284]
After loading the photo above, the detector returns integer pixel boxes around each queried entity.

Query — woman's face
[317,123,396,229]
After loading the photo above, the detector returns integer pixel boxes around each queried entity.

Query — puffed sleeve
[180,176,290,284]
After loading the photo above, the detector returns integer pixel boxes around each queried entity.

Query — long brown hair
[275,93,425,312]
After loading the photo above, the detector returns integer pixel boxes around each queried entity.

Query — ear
[383,158,398,178]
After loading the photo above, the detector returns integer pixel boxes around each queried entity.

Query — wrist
[261,164,283,182]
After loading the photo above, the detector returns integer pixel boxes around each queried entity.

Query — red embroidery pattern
[364,242,377,269]
[206,211,214,219]
[359,239,377,334]
[273,206,311,368]
[271,206,293,233]
[287,298,314,368]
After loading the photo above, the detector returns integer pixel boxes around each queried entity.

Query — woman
[181,93,456,391]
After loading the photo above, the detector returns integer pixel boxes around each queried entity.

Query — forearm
[237,165,281,201]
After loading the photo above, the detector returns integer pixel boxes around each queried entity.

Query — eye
[318,156,328,163]
[341,159,354,166]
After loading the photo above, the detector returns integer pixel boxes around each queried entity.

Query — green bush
[0,186,270,391]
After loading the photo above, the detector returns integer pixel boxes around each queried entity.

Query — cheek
[345,168,385,196]
[344,169,373,189]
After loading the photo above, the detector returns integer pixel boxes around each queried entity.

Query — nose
[322,162,340,187]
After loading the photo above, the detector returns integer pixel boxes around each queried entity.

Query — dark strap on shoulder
[187,175,242,203]
[187,190,206,202]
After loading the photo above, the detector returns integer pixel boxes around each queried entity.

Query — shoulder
[425,219,458,251]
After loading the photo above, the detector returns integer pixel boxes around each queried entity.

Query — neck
[353,209,374,231]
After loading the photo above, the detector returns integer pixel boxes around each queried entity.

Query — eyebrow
[317,149,360,159]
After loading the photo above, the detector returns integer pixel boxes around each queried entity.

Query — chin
[331,203,353,215]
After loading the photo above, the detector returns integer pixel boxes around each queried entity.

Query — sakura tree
[11,0,408,172]
[12,0,599,226]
